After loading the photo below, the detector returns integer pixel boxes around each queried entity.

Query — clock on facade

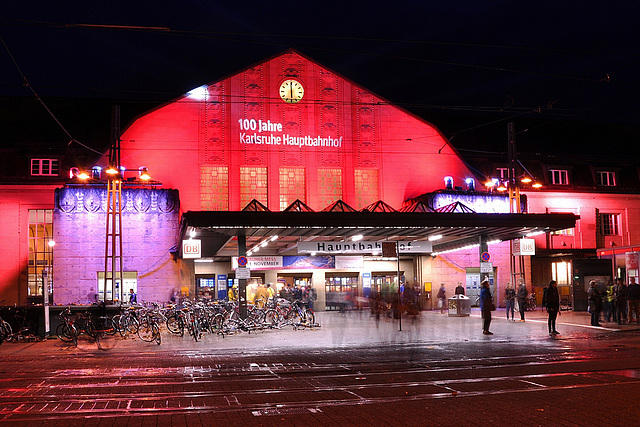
[279,79,304,103]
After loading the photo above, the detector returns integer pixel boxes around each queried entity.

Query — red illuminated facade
[1,50,638,309]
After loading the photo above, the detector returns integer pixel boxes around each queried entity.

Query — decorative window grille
[279,168,305,211]
[240,167,267,209]
[354,169,379,209]
[317,169,343,209]
[200,166,229,211]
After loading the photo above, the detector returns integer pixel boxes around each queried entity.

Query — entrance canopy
[179,211,579,258]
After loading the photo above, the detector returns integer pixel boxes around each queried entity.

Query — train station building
[12,49,640,310]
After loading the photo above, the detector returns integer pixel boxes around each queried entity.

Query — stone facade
[53,186,180,305]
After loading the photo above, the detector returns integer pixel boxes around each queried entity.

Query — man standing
[480,280,493,335]
[546,280,560,335]
[455,282,465,295]
[627,277,640,323]
[517,282,528,321]
[587,280,602,326]
[615,278,628,325]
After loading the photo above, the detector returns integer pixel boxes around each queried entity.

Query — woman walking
[546,280,560,335]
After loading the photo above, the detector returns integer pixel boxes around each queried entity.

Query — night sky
[1,1,639,156]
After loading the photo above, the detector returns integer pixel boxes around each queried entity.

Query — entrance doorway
[325,274,359,311]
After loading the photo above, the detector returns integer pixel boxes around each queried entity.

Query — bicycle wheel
[263,310,281,328]
[105,318,118,335]
[153,324,161,345]
[56,323,75,342]
[137,321,157,342]
[1,320,12,342]
[166,315,183,335]
[303,309,315,326]
[212,314,225,332]
[86,320,97,339]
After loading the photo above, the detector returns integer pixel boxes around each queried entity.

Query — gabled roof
[363,200,397,212]
[283,199,314,212]
[437,201,475,213]
[242,199,270,212]
[322,199,357,212]
[399,200,436,213]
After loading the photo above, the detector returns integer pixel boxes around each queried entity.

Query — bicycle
[137,311,162,345]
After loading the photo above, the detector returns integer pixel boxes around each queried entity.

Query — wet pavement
[1,308,640,425]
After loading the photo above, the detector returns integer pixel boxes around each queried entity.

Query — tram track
[1,346,639,422]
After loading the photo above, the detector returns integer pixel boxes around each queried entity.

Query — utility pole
[507,122,525,287]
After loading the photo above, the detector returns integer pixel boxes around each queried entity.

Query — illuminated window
[551,261,572,285]
[596,171,616,186]
[354,169,379,209]
[240,167,267,209]
[318,169,343,209]
[31,159,59,176]
[201,166,229,211]
[600,213,620,236]
[549,169,569,185]
[279,168,306,211]
[28,209,54,298]
[552,228,574,236]
[496,167,509,180]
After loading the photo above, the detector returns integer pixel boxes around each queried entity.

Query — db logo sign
[182,239,201,259]
[513,238,535,256]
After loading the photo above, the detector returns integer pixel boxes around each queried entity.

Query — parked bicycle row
[54,296,319,346]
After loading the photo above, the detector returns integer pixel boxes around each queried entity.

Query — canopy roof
[179,210,578,258]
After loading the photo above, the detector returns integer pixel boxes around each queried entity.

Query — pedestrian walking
[504,283,516,321]
[545,280,560,335]
[437,284,447,313]
[587,281,602,326]
[480,280,493,335]
[517,281,528,321]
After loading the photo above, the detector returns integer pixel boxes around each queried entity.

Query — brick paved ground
[1,309,639,425]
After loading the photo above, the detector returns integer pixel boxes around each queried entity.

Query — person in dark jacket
[516,282,528,321]
[627,277,640,323]
[587,280,602,326]
[479,280,493,335]
[545,280,560,335]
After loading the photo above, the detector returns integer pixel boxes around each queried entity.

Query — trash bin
[448,295,471,317]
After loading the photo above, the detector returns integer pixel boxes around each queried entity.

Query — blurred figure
[628,277,640,323]
[437,283,446,314]
[455,282,465,295]
[546,280,560,335]
[479,280,493,335]
[128,288,137,304]
[603,280,614,322]
[504,283,515,321]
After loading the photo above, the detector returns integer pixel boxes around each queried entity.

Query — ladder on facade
[104,177,123,302]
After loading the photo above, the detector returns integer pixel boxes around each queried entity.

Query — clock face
[279,79,304,103]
